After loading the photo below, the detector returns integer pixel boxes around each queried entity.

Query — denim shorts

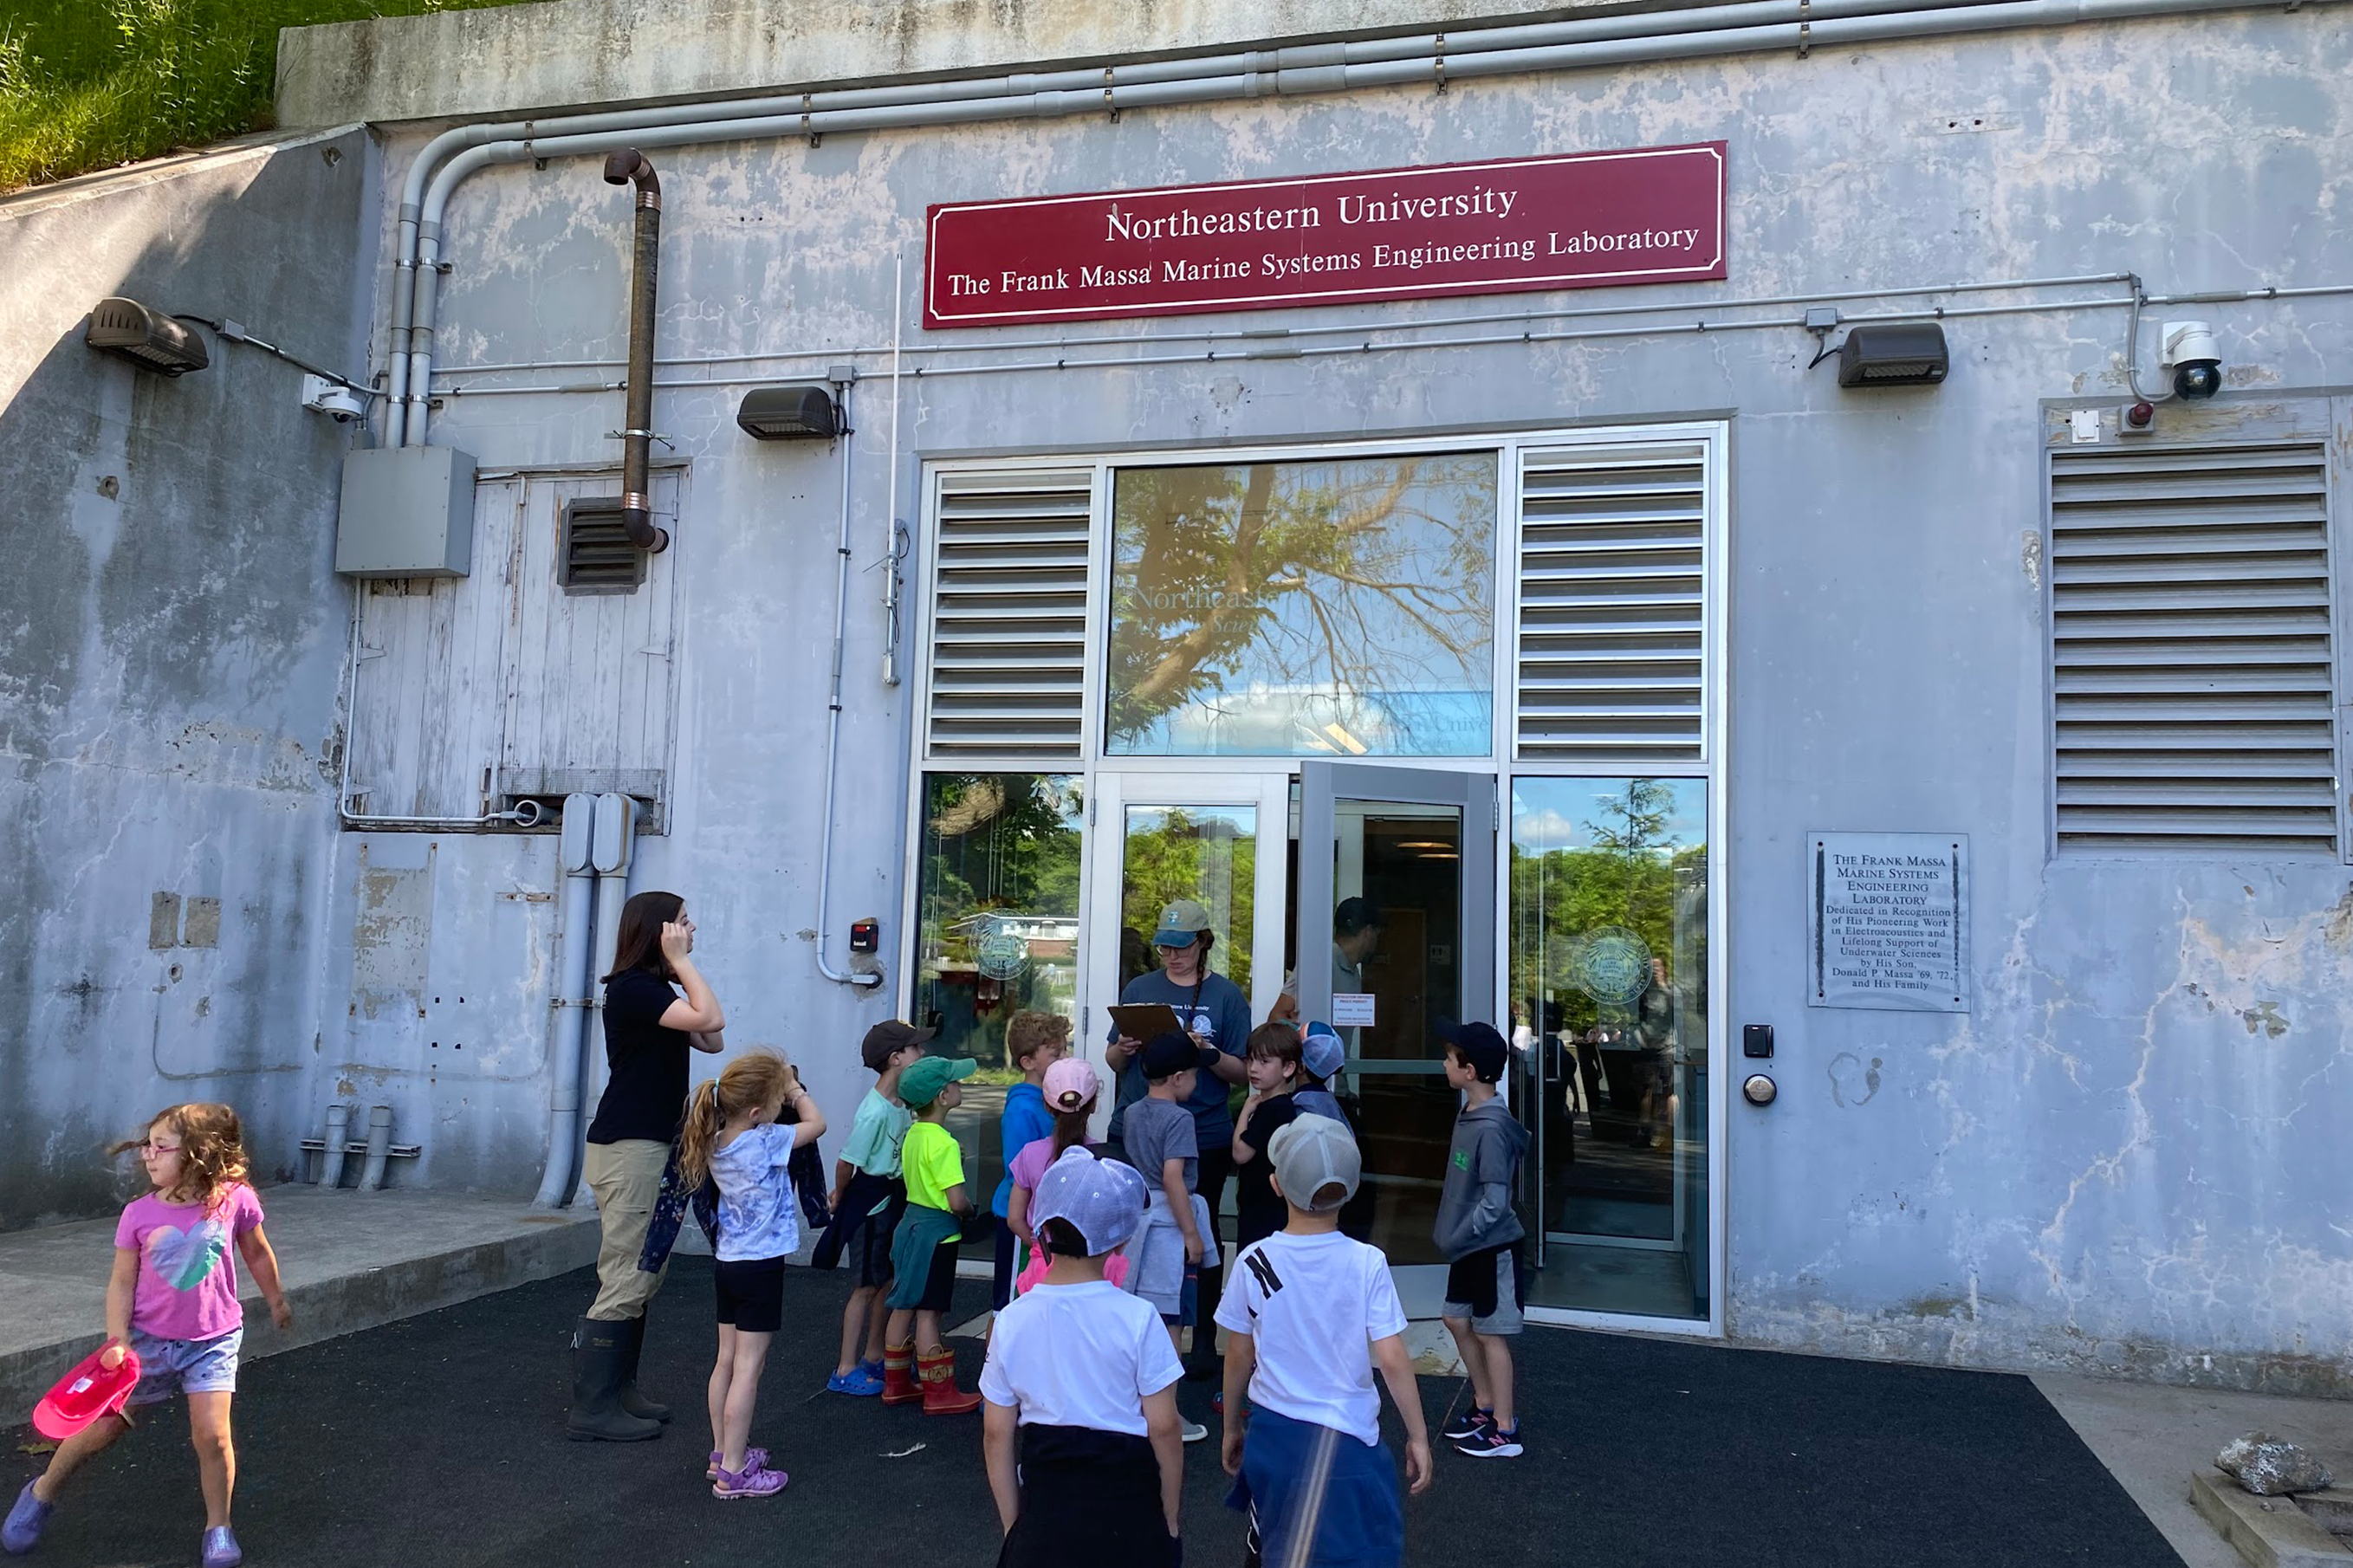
[128,1326,242,1406]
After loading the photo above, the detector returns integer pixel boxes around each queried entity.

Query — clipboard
[1106,1002,1184,1042]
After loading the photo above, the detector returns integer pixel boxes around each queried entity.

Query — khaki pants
[583,1138,671,1321]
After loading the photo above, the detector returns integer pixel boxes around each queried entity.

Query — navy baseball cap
[1440,1019,1510,1083]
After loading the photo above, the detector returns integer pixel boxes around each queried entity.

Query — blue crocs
[201,1526,242,1568]
[826,1365,885,1396]
[3,1481,50,1555]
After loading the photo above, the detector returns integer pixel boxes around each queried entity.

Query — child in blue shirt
[991,1011,1069,1311]
[678,1050,826,1499]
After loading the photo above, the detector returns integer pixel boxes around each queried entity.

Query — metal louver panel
[1514,440,1710,761]
[559,498,645,593]
[2050,440,2337,854]
[925,470,1094,759]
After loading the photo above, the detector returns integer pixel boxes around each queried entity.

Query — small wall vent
[560,498,647,593]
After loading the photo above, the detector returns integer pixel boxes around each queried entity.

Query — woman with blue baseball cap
[1103,897,1251,1379]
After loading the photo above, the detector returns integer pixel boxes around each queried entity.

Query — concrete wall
[258,0,2353,1392]
[0,129,373,1226]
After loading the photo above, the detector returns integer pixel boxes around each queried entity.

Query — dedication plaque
[1807,833,1969,1013]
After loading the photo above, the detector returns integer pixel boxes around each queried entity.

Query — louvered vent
[2050,441,2337,854]
[1514,441,1710,761]
[559,498,645,593]
[925,470,1094,759]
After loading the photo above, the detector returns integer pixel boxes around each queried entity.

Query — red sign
[924,142,1725,330]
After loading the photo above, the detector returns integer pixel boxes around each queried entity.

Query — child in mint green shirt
[814,1020,929,1395]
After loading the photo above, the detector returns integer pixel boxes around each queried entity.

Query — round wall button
[1742,1073,1778,1107]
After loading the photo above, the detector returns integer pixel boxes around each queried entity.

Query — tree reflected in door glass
[1106,455,1496,756]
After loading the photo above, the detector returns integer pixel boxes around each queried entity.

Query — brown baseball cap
[861,1019,937,1073]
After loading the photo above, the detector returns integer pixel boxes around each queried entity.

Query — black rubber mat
[3,1256,2180,1566]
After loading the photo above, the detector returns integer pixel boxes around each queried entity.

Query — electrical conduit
[816,377,885,990]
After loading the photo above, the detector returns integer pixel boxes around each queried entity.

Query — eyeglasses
[139,1141,182,1156]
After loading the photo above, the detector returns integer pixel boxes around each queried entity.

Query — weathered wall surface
[275,0,1643,128]
[297,3,2351,1387]
[0,130,371,1227]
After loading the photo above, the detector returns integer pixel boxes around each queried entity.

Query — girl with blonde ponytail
[686,1050,825,1500]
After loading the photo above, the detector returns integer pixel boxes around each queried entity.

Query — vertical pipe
[359,1105,395,1191]
[816,380,885,989]
[317,1103,351,1189]
[602,151,669,553]
[882,247,905,688]
[534,795,601,1208]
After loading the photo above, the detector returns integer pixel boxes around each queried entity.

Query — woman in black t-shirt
[567,890,725,1442]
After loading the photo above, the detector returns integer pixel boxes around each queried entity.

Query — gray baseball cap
[1269,1114,1361,1213]
[1030,1146,1149,1256]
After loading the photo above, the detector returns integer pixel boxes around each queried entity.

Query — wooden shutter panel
[2049,440,2338,853]
[924,470,1094,760]
[1514,439,1712,762]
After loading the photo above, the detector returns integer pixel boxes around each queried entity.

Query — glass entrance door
[1296,762,1497,1312]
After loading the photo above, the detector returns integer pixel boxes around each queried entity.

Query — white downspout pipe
[590,791,637,989]
[816,378,885,990]
[384,0,2335,444]
[532,794,600,1209]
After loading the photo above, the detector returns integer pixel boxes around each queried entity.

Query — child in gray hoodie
[1432,1020,1531,1459]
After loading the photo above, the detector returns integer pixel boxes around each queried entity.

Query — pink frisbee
[31,1344,141,1439]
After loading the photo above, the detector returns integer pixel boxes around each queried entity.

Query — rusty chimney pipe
[602,149,668,554]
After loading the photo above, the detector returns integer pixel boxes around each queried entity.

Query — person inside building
[569,891,725,1442]
[1104,898,1250,1382]
[1330,897,1384,1007]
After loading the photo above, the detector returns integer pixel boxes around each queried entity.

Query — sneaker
[201,1526,243,1568]
[711,1461,788,1500]
[826,1365,885,1396]
[3,1481,52,1555]
[706,1446,768,1481]
[1180,1418,1209,1444]
[1440,1405,1494,1442]
[1455,1423,1523,1459]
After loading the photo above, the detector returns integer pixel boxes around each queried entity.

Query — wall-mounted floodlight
[736,384,839,440]
[85,298,209,377]
[1836,323,1948,387]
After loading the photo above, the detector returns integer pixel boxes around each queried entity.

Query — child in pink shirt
[4,1104,290,1568]
[1004,1059,1127,1295]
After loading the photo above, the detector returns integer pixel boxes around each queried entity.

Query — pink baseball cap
[1042,1057,1099,1113]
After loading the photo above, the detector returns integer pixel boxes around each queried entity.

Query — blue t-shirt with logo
[1105,968,1252,1150]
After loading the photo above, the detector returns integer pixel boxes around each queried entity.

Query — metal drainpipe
[359,1105,395,1191]
[816,378,885,990]
[386,0,2337,448]
[602,150,669,554]
[532,794,600,1209]
[316,1103,351,1189]
[590,790,636,993]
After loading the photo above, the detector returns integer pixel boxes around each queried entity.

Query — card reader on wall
[1742,1024,1774,1059]
[849,917,879,955]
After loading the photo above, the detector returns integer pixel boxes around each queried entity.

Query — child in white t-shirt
[981,1148,1184,1568]
[1217,1116,1431,1568]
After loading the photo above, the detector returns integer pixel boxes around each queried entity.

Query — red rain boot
[918,1346,982,1416]
[880,1341,922,1407]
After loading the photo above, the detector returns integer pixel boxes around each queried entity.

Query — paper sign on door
[1332,993,1376,1027]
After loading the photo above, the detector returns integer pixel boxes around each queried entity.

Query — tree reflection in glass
[914,774,1084,1070]
[1107,455,1496,755]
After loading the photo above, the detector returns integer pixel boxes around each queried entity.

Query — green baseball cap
[1151,899,1212,946]
[899,1054,978,1109]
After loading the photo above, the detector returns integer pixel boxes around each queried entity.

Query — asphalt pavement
[4,1256,2183,1567]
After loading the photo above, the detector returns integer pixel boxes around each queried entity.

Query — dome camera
[2160,321,2223,400]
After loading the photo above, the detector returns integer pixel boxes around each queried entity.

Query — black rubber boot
[567,1318,662,1442]
[616,1312,671,1424]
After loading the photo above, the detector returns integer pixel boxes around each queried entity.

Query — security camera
[2159,321,2223,400]
[301,373,368,424]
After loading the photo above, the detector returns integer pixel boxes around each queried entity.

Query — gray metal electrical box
[335,445,476,578]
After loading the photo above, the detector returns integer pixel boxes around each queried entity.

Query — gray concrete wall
[275,0,1646,128]
[340,6,2353,1390]
[0,129,372,1227]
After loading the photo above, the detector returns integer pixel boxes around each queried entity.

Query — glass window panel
[914,774,1084,1242]
[1508,777,1709,1320]
[1106,454,1497,757]
[1120,806,1255,998]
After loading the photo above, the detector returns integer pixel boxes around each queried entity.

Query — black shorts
[714,1255,787,1333]
[849,1186,905,1291]
[910,1226,961,1313]
[1442,1243,1526,1333]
